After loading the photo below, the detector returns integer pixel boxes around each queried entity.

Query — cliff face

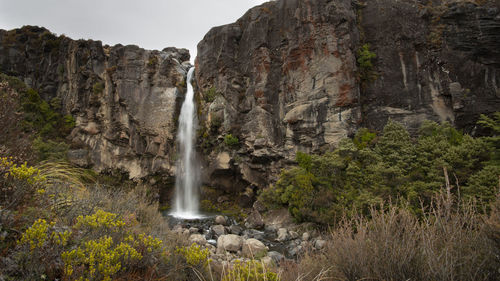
[0,26,190,179]
[195,0,500,196]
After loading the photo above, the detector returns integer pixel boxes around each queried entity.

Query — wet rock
[242,238,267,258]
[217,234,244,253]
[245,209,264,229]
[242,229,265,241]
[277,228,288,242]
[267,251,284,264]
[229,225,243,235]
[211,225,226,237]
[215,215,228,226]
[189,234,207,245]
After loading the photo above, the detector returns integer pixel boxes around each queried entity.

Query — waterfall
[171,67,201,219]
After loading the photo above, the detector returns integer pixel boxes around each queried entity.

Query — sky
[0,0,268,61]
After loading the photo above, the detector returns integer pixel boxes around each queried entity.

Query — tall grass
[280,193,499,281]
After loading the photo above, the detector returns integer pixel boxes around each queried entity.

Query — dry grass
[282,193,499,281]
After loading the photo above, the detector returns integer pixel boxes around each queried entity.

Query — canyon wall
[195,0,500,198]
[1,0,499,204]
[0,26,190,179]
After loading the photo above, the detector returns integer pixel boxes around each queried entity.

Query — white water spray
[171,67,202,219]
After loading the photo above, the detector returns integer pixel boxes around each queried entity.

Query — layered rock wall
[195,0,500,196]
[0,26,190,178]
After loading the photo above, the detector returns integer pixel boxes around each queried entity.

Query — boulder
[211,225,226,237]
[217,234,244,253]
[302,232,310,241]
[215,215,227,226]
[277,228,288,242]
[289,231,299,240]
[229,225,243,235]
[267,251,284,264]
[314,239,327,250]
[242,238,267,258]
[189,234,207,245]
[245,209,264,229]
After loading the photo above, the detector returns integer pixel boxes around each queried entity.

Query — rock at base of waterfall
[189,234,207,245]
[244,209,264,229]
[276,228,288,242]
[215,215,228,226]
[211,225,226,237]
[229,225,243,235]
[242,238,267,258]
[216,234,244,254]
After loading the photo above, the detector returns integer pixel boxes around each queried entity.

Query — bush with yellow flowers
[177,243,210,267]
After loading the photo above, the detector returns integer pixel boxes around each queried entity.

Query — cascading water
[171,67,202,219]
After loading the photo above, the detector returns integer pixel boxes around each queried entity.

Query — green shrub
[32,137,69,161]
[92,82,104,94]
[356,43,377,84]
[224,134,239,147]
[260,120,499,225]
[205,86,219,102]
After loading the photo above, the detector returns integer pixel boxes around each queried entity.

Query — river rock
[267,251,284,264]
[242,238,267,258]
[215,215,227,226]
[302,232,310,241]
[314,239,327,250]
[212,225,226,237]
[261,256,274,268]
[229,225,243,235]
[289,230,299,240]
[189,227,199,234]
[217,234,244,253]
[189,234,207,245]
[245,209,264,229]
[277,228,288,242]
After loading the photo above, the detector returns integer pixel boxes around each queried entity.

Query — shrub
[224,134,239,147]
[223,259,279,281]
[205,86,219,102]
[92,82,104,94]
[260,120,498,225]
[283,194,498,281]
[356,43,377,84]
[177,243,210,267]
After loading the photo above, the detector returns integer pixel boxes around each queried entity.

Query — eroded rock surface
[195,0,500,196]
[0,26,190,180]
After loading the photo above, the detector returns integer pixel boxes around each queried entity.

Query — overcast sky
[0,0,268,61]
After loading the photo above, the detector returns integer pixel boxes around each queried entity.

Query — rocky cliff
[1,0,499,205]
[0,26,190,179]
[195,0,500,197]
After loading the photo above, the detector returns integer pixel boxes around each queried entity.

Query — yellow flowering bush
[75,209,126,230]
[1,157,46,185]
[62,236,142,281]
[177,243,210,267]
[19,219,50,251]
[223,260,279,281]
[18,219,73,251]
